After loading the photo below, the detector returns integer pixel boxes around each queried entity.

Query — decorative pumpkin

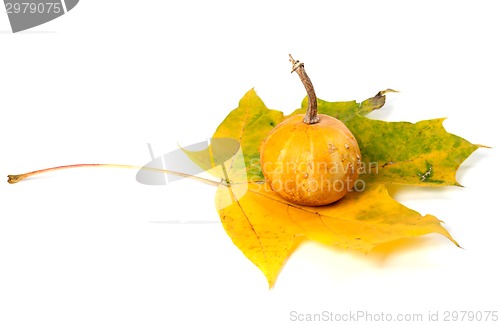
[260,55,361,206]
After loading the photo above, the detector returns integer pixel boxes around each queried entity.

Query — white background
[1,1,499,324]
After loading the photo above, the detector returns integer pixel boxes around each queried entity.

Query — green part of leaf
[345,116,480,186]
[291,89,392,122]
[358,89,398,116]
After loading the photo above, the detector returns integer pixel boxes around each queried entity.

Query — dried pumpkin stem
[289,54,319,124]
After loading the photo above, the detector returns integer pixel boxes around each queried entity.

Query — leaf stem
[289,54,319,124]
[7,164,221,186]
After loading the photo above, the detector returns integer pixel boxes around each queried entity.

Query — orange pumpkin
[260,56,361,206]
